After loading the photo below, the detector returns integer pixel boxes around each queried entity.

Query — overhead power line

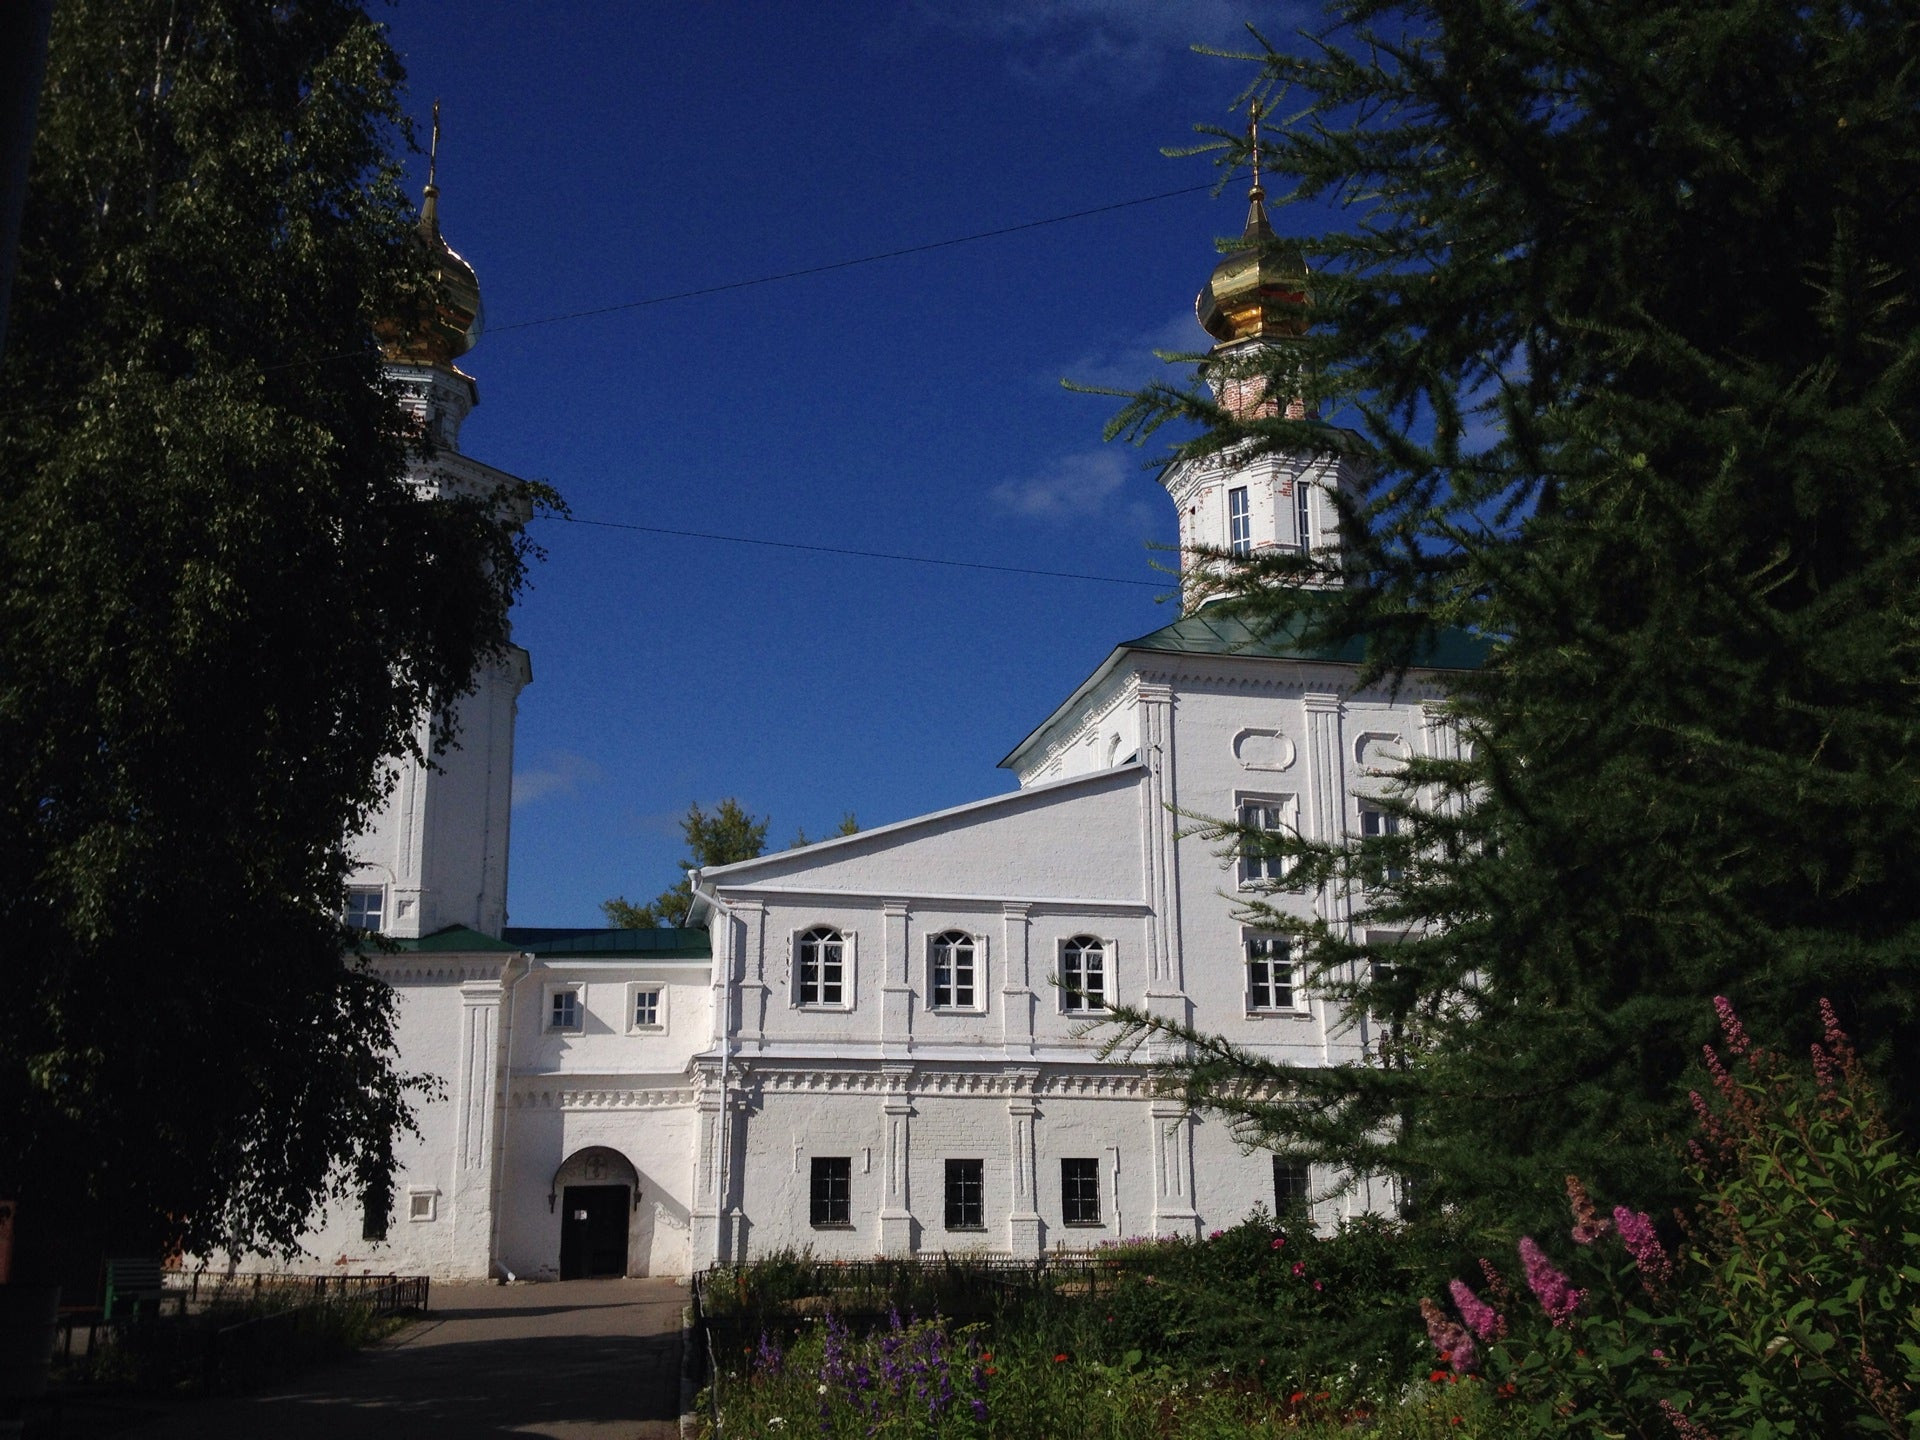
[488,180,1219,337]
[550,513,1167,589]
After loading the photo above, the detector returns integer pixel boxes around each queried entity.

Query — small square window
[344,886,384,933]
[408,1191,437,1223]
[810,1157,851,1228]
[549,988,582,1032]
[1061,1157,1101,1226]
[945,1159,984,1231]
[632,988,662,1029]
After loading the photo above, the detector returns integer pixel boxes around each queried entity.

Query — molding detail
[510,1086,693,1112]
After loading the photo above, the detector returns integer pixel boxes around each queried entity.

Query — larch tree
[0,0,548,1272]
[603,799,772,930]
[1102,0,1920,1235]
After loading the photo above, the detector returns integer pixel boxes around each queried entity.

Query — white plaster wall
[278,964,502,1279]
[512,963,711,1075]
[497,1095,696,1278]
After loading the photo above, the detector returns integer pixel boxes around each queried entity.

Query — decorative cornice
[509,1085,693,1112]
[372,957,517,985]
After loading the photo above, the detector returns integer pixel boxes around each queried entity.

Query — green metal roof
[1121,606,1490,671]
[377,924,521,954]
[503,926,711,960]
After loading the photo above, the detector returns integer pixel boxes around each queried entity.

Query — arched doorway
[551,1146,640,1279]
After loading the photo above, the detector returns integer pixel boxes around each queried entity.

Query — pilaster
[734,900,768,1046]
[878,1064,915,1255]
[1005,1068,1041,1258]
[880,902,913,1048]
[450,974,507,1273]
[1138,683,1190,1025]
[690,1066,725,1268]
[1149,1099,1200,1238]
[1000,903,1034,1052]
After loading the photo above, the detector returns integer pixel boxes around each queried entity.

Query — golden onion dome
[381,181,485,368]
[1196,183,1307,347]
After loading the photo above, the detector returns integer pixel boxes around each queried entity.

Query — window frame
[344,884,385,934]
[1245,932,1307,1015]
[407,1188,440,1224]
[1273,1157,1312,1217]
[1057,935,1111,1014]
[1060,1157,1102,1226]
[1227,485,1252,555]
[927,929,984,1013]
[1294,474,1313,554]
[626,982,667,1033]
[1236,794,1297,887]
[1358,804,1406,886]
[793,926,854,1010]
[809,1156,852,1229]
[944,1158,985,1232]
[545,983,584,1034]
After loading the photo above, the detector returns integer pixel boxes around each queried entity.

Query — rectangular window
[1247,934,1297,1012]
[1228,486,1252,555]
[361,1189,389,1243]
[549,989,581,1032]
[1360,806,1405,885]
[797,928,846,1007]
[930,932,977,1010]
[1238,800,1291,885]
[810,1157,851,1228]
[632,989,662,1028]
[1061,1158,1101,1226]
[1295,476,1313,553]
[1060,937,1107,1012]
[944,1159,985,1230]
[1273,1158,1312,1216]
[344,886,384,933]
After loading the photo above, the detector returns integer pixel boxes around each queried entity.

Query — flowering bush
[1425,999,1919,1438]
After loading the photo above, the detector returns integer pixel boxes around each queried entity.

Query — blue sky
[384,1,1318,925]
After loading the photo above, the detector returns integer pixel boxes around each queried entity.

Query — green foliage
[0,0,547,1267]
[1430,1000,1919,1437]
[792,811,861,849]
[1102,0,1920,1236]
[602,797,770,928]
[703,1311,1517,1439]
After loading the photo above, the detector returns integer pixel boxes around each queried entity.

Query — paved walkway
[127,1278,687,1440]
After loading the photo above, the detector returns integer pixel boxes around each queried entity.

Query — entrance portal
[559,1184,630,1279]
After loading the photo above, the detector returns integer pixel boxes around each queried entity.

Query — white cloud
[1056,307,1209,395]
[991,447,1135,520]
[512,750,603,809]
[913,0,1282,92]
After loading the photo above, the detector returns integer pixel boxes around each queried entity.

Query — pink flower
[1291,1260,1306,1277]
[1312,1280,1323,1292]
[1208,1229,1224,1240]
[1612,1207,1672,1289]
[1419,1297,1478,1374]
[1517,1236,1584,1326]
[1659,1398,1719,1439]
[1712,995,1749,1056]
[1447,1278,1506,1340]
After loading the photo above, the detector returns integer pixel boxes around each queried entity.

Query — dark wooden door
[559,1185,630,1279]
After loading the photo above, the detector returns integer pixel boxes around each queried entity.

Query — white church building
[288,172,1478,1281]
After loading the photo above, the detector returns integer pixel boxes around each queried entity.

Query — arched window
[1060,936,1107,1012]
[929,930,977,1010]
[796,926,845,1007]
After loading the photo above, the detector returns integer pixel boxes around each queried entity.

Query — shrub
[1426,999,1920,1438]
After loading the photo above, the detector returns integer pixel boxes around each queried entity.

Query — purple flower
[1613,1206,1673,1289]
[1518,1236,1584,1326]
[1659,1398,1720,1439]
[754,1329,785,1375]
[1447,1277,1507,1341]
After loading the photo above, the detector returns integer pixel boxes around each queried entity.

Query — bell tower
[1163,105,1362,612]
[346,107,530,941]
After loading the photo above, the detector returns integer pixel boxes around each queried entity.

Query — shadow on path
[121,1277,686,1440]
